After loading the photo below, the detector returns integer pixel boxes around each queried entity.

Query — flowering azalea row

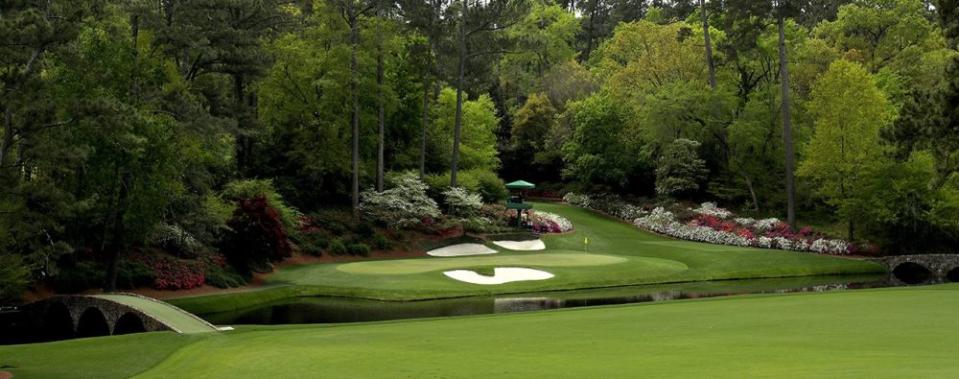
[564,193,851,255]
[530,211,574,234]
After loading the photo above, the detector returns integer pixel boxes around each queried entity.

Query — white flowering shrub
[360,173,441,228]
[148,223,203,256]
[565,192,852,255]
[563,192,591,208]
[531,211,574,233]
[810,239,849,255]
[753,218,781,232]
[693,202,732,219]
[443,187,483,217]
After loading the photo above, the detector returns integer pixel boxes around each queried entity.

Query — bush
[130,254,206,290]
[299,232,329,256]
[443,187,483,217]
[426,169,508,203]
[116,260,156,289]
[220,196,293,275]
[372,234,391,250]
[51,261,103,293]
[0,254,30,303]
[360,172,441,228]
[222,179,301,230]
[328,239,348,256]
[204,265,246,289]
[347,243,370,257]
[146,223,204,258]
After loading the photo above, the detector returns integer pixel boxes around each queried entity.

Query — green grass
[170,202,882,313]
[5,284,959,378]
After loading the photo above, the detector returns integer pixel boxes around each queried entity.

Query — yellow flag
[584,237,589,245]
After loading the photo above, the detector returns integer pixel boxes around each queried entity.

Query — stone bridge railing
[21,293,217,339]
[868,254,959,284]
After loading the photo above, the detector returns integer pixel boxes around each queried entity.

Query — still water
[199,274,895,325]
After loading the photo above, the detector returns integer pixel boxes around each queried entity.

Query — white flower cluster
[810,239,848,254]
[753,218,781,232]
[634,208,751,247]
[443,187,483,217]
[360,173,440,228]
[532,211,575,233]
[565,193,851,255]
[633,208,850,255]
[693,202,732,219]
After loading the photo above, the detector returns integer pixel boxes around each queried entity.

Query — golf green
[4,284,957,378]
[169,202,883,312]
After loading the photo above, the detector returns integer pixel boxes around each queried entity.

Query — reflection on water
[199,274,894,325]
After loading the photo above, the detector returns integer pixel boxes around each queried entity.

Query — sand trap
[427,243,498,257]
[443,267,554,285]
[492,239,546,251]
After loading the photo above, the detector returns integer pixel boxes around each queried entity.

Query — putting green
[168,202,883,312]
[336,252,645,275]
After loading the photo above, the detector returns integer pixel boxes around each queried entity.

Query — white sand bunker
[492,239,546,251]
[443,267,554,285]
[427,243,497,257]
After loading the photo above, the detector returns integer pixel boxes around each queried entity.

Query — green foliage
[116,260,156,290]
[655,139,709,198]
[499,1,580,101]
[798,60,897,237]
[425,169,508,203]
[328,239,348,256]
[561,93,649,191]
[346,243,371,257]
[0,254,30,303]
[430,88,501,172]
[204,265,246,289]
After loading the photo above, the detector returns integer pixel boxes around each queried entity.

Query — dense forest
[2,0,958,301]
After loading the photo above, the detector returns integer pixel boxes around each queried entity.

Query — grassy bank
[168,202,882,313]
[4,284,957,378]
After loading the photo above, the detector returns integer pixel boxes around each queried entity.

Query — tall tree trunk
[700,0,717,89]
[778,13,797,229]
[0,106,13,174]
[451,0,468,188]
[376,28,385,192]
[350,11,361,215]
[104,169,131,292]
[420,56,431,179]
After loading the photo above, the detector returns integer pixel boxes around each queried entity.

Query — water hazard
[199,274,897,326]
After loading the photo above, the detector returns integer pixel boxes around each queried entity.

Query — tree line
[1,0,958,300]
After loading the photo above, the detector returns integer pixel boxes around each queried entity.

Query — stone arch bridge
[23,293,219,339]
[869,254,959,284]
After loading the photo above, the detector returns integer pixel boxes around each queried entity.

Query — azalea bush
[566,192,851,255]
[531,211,574,234]
[361,172,441,228]
[220,195,293,275]
[130,254,206,290]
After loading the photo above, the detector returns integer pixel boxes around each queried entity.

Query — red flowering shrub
[695,214,723,229]
[221,195,293,275]
[131,255,205,290]
[737,228,755,239]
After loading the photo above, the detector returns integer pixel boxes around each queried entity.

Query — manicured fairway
[4,284,958,378]
[170,202,882,313]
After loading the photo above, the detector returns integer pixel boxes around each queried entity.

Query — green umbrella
[505,180,536,190]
